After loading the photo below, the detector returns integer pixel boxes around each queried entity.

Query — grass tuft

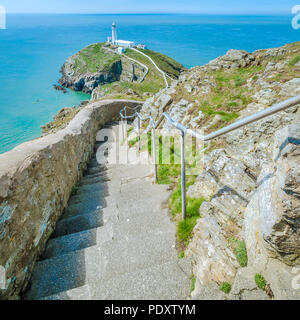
[71,186,78,196]
[220,282,231,294]
[255,274,267,290]
[236,240,248,267]
[289,55,300,66]
[190,275,196,292]
[230,238,248,267]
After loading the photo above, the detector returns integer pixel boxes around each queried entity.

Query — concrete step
[86,166,103,175]
[62,188,107,221]
[42,224,113,260]
[25,229,176,300]
[42,211,172,260]
[79,171,110,187]
[40,259,192,300]
[90,259,192,300]
[75,181,110,197]
[51,211,103,239]
[40,285,91,300]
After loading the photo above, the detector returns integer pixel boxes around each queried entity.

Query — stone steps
[43,211,172,260]
[40,285,91,300]
[24,228,176,300]
[90,259,191,300]
[24,124,191,300]
[79,172,110,187]
[51,210,104,239]
[41,259,191,301]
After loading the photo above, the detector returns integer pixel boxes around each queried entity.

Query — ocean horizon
[0,13,299,154]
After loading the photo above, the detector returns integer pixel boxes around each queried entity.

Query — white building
[108,23,135,48]
[115,40,135,48]
[112,22,117,44]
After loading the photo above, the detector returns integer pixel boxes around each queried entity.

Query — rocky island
[0,40,299,300]
[59,42,186,100]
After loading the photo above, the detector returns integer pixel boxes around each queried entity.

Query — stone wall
[0,99,142,300]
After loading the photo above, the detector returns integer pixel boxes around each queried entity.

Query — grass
[255,274,267,290]
[128,137,139,147]
[173,183,205,246]
[71,43,185,100]
[71,186,78,196]
[179,251,185,259]
[139,134,205,247]
[169,64,267,132]
[289,55,300,66]
[74,43,120,73]
[177,215,200,245]
[157,164,181,184]
[127,127,133,137]
[93,80,162,101]
[220,282,231,294]
[136,48,186,78]
[230,238,248,267]
[236,240,248,267]
[190,275,196,293]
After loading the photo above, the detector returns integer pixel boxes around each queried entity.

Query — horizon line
[5,12,293,16]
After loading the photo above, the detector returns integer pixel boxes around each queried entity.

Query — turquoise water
[0,14,299,154]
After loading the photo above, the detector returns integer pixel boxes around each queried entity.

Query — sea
[0,14,299,154]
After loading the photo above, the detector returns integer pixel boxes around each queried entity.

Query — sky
[1,0,298,15]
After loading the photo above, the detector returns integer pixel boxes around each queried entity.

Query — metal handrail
[120,106,158,182]
[120,94,300,220]
[165,94,300,141]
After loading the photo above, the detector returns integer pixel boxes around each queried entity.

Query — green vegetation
[220,282,232,294]
[128,137,139,147]
[255,274,267,290]
[157,164,181,184]
[190,275,196,292]
[71,186,78,196]
[179,251,185,259]
[289,54,300,67]
[137,48,186,78]
[74,43,120,73]
[169,65,265,132]
[236,240,248,267]
[173,182,205,245]
[138,132,204,247]
[169,176,198,216]
[230,238,248,267]
[127,127,133,137]
[94,79,163,101]
[71,43,185,101]
[177,215,200,245]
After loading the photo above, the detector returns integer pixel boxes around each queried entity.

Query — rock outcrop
[59,43,186,101]
[134,41,300,299]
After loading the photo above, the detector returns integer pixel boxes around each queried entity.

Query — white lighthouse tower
[112,22,117,45]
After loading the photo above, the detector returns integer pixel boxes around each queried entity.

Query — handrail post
[124,107,127,141]
[152,127,158,183]
[180,131,186,220]
[138,116,141,152]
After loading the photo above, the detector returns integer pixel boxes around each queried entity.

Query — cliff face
[59,43,186,101]
[135,41,300,299]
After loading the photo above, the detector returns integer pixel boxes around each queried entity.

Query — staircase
[24,124,191,300]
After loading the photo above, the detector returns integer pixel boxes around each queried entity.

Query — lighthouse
[112,22,117,45]
[107,22,137,48]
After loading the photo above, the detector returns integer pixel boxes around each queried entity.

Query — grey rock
[191,282,228,300]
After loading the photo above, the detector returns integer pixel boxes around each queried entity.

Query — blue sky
[1,0,297,14]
